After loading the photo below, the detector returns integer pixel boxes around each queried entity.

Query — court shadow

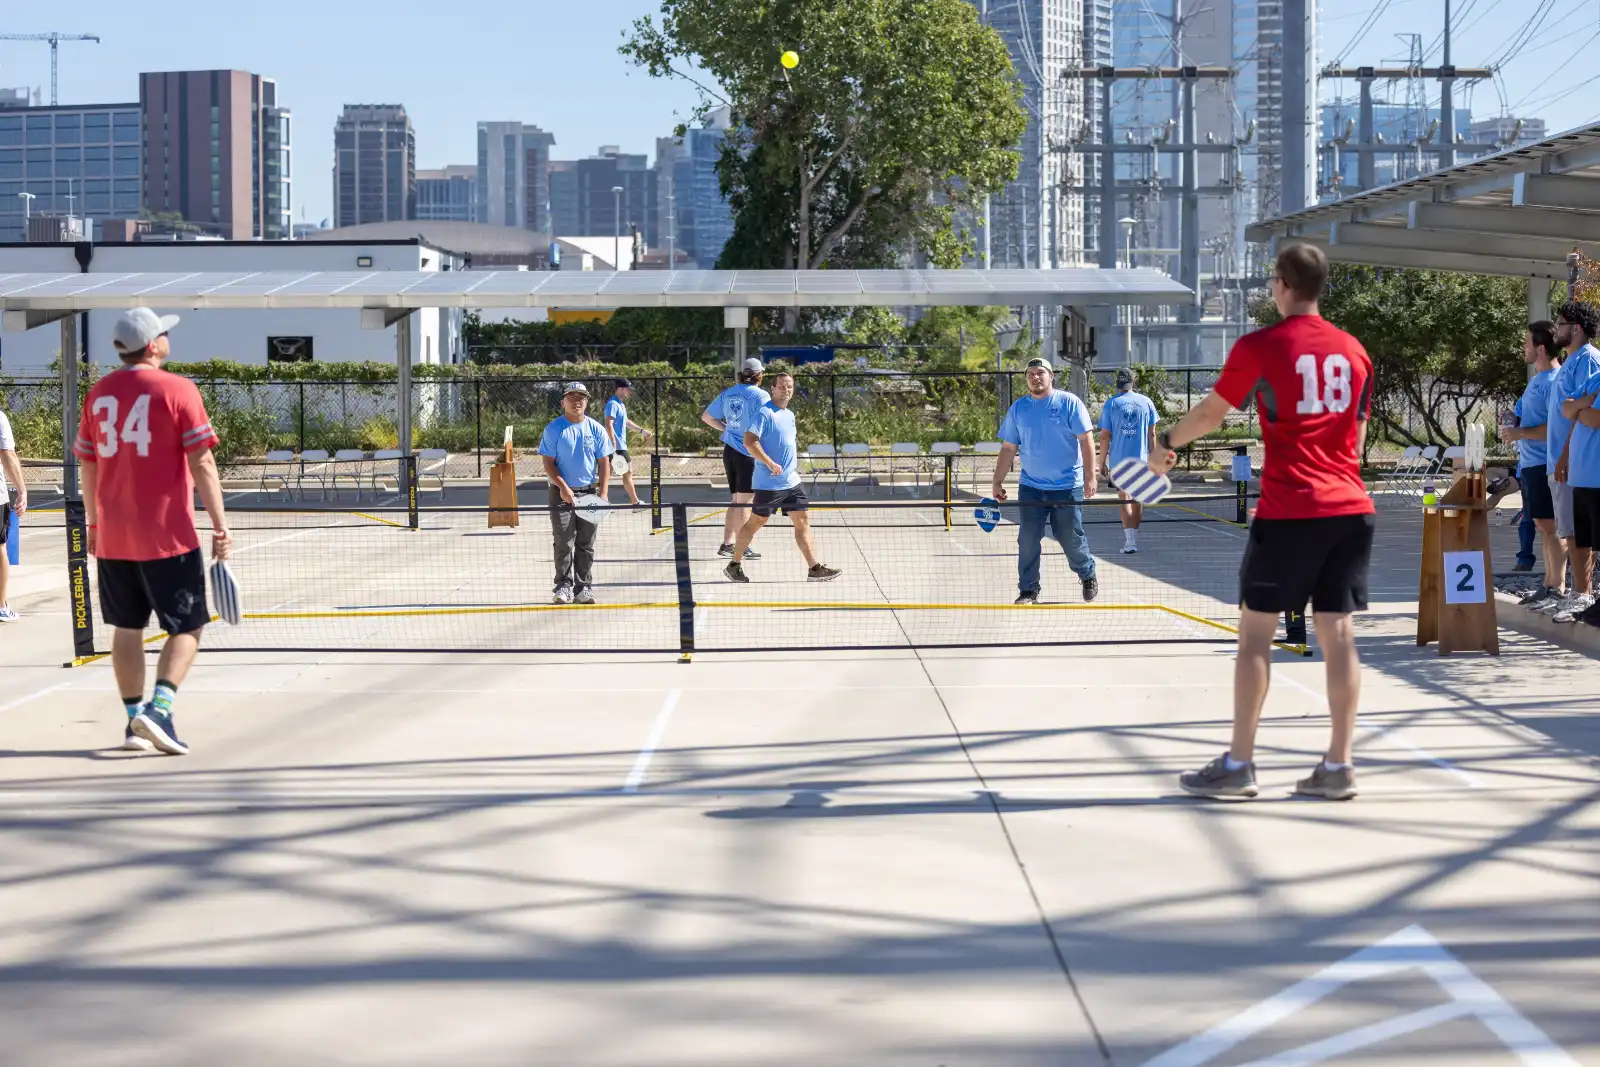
[703,788,1281,820]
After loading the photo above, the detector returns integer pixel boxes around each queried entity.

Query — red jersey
[73,365,219,561]
[1215,314,1374,521]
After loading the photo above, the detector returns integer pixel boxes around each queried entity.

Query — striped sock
[151,680,178,717]
[123,696,143,719]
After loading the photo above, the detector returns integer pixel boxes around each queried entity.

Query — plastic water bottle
[1422,476,1438,508]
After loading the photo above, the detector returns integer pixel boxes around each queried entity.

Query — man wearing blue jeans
[993,355,1099,605]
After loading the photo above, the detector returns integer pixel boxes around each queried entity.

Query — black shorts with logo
[1521,465,1554,521]
[753,485,809,518]
[723,444,757,495]
[0,500,10,545]
[1239,513,1375,614]
[1574,486,1600,550]
[98,549,210,635]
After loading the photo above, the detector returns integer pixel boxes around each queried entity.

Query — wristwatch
[1157,430,1175,453]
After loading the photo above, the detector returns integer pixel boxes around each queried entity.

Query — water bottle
[1422,476,1438,508]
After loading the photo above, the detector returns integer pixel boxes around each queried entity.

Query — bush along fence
[1,364,1251,476]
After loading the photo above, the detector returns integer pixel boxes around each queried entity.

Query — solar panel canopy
[0,268,1191,313]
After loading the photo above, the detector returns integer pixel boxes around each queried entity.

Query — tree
[622,0,1027,286]
[1251,265,1528,446]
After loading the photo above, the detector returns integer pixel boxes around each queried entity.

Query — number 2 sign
[1443,550,1487,605]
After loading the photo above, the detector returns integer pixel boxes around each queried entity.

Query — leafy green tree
[1251,264,1527,446]
[622,0,1027,289]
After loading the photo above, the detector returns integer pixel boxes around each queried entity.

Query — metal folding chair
[260,450,296,496]
[296,449,331,500]
[331,449,368,498]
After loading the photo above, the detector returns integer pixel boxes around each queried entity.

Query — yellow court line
[695,601,1172,612]
[650,508,728,535]
[1159,605,1311,655]
[244,602,678,620]
[348,511,410,529]
[1161,501,1246,527]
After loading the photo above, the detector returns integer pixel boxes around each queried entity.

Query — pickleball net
[62,493,1275,662]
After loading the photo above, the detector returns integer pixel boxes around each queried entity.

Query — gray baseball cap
[1116,367,1136,388]
[562,381,590,396]
[112,307,181,353]
[741,357,764,375]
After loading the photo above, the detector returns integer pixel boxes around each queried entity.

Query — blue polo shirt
[1517,369,1557,469]
[538,415,613,489]
[999,389,1093,491]
[1549,344,1600,468]
[1566,358,1600,489]
[747,402,801,491]
[604,396,628,451]
[1098,390,1160,468]
[706,383,771,455]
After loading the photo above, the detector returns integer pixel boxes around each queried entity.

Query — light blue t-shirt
[1516,369,1557,469]
[1549,344,1600,468]
[706,383,771,455]
[1098,391,1160,469]
[538,415,613,489]
[998,389,1094,491]
[1565,358,1600,489]
[747,402,801,491]
[604,396,628,451]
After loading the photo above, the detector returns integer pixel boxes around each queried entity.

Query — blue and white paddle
[209,560,243,626]
[1110,456,1172,505]
[974,497,1002,533]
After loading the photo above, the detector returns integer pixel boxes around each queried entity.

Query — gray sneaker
[723,561,750,584]
[552,587,574,605]
[1553,593,1597,623]
[807,563,841,582]
[574,589,596,605]
[1179,754,1259,800]
[1015,591,1039,606]
[1521,585,1562,606]
[1295,761,1358,801]
[1538,593,1589,617]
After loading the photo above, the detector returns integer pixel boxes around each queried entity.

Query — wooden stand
[488,440,519,529]
[1417,470,1498,656]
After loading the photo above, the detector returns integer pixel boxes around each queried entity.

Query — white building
[0,238,465,373]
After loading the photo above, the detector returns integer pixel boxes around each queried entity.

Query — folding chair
[1388,445,1422,495]
[804,443,842,492]
[930,441,962,489]
[417,448,449,498]
[369,448,403,494]
[1441,444,1467,473]
[1417,445,1443,487]
[296,449,331,500]
[260,450,296,496]
[841,443,873,484]
[331,449,368,498]
[974,441,1010,486]
[889,442,924,494]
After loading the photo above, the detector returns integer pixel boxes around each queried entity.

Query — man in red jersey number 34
[1150,244,1375,802]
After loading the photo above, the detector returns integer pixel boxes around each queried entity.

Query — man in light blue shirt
[1558,305,1600,622]
[702,358,772,558]
[1549,301,1600,613]
[993,356,1098,604]
[722,370,841,584]
[539,382,613,605]
[603,379,654,506]
[1097,367,1160,555]
[1499,321,1560,592]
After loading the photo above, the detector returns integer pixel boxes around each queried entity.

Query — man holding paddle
[539,382,613,605]
[1149,243,1374,802]
[604,378,653,506]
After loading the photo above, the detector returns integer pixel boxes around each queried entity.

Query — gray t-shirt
[0,409,13,501]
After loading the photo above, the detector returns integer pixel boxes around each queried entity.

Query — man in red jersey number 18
[74,308,232,757]
[1149,244,1375,802]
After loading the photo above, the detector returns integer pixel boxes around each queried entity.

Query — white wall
[0,241,461,374]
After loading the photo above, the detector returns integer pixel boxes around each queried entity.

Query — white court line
[0,682,71,714]
[623,688,682,793]
[950,538,974,555]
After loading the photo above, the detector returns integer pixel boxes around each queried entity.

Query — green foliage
[906,306,1012,370]
[1252,265,1528,445]
[623,0,1027,299]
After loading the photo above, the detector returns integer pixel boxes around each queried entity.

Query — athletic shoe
[0,606,18,623]
[1082,575,1100,602]
[1579,601,1600,627]
[121,721,155,752]
[718,544,760,560]
[1537,593,1590,617]
[723,562,750,584]
[1295,762,1358,801]
[131,707,189,756]
[1179,755,1258,800]
[807,563,841,582]
[1553,594,1596,624]
[1521,586,1562,606]
[1121,544,1139,555]
[574,589,596,605]
[1015,591,1039,606]
[1512,561,1534,573]
[552,587,574,605]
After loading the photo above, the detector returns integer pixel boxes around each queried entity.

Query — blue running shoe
[121,721,155,752]
[132,707,189,756]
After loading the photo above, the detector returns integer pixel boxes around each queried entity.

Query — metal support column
[1180,73,1200,363]
[1357,76,1376,192]
[1281,0,1316,213]
[1439,0,1456,170]
[1097,71,1117,271]
[61,314,81,499]
[396,312,414,485]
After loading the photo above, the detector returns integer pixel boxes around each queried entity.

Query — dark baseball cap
[1116,367,1136,388]
[615,378,633,390]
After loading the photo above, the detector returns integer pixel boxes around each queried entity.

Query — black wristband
[1157,430,1175,452]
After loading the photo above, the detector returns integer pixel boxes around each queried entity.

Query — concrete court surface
[0,507,1597,1065]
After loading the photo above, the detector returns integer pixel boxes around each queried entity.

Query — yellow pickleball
[781,50,800,69]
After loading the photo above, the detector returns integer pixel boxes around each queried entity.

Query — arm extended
[185,448,231,559]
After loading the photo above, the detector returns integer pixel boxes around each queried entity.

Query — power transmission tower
[0,32,101,105]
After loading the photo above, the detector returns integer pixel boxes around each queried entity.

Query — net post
[1233,444,1249,525]
[64,499,97,666]
[651,452,663,530]
[406,454,419,530]
[475,379,483,479]
[672,504,695,662]
[943,453,954,530]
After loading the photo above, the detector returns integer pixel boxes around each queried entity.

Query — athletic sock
[1323,761,1352,772]
[122,696,143,719]
[1222,753,1250,771]
[150,680,178,717]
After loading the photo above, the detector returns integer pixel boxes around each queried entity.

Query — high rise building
[1255,0,1284,220]
[548,160,578,236]
[1082,0,1114,264]
[416,165,477,222]
[970,0,1085,269]
[655,109,734,267]
[140,70,292,240]
[0,101,142,242]
[476,122,556,233]
[550,146,657,246]
[333,105,415,227]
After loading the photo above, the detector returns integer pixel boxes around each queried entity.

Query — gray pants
[550,487,597,593]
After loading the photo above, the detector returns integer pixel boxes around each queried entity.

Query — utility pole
[0,33,100,106]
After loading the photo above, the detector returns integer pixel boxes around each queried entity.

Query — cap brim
[157,314,181,334]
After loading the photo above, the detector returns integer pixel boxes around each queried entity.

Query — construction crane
[0,33,101,106]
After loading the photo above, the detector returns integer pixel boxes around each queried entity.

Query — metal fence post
[653,377,661,448]
[830,374,839,453]
[297,380,306,454]
[475,379,483,479]
[943,453,955,530]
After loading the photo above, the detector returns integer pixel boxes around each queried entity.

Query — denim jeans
[1017,484,1097,594]
[1517,471,1537,568]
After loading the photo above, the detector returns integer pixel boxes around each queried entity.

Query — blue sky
[2,0,1595,227]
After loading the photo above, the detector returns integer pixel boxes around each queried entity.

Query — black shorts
[1521,465,1555,521]
[1574,486,1600,550]
[98,549,210,635]
[723,444,756,495]
[0,501,10,545]
[1239,513,1375,615]
[753,485,809,517]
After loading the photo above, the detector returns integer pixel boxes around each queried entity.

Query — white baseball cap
[741,357,764,375]
[562,381,590,396]
[112,307,181,353]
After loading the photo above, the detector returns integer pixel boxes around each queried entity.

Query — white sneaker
[1554,594,1596,623]
[0,606,18,623]
[552,587,574,605]
[1121,543,1139,555]
[1538,593,1588,617]
[121,721,155,752]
